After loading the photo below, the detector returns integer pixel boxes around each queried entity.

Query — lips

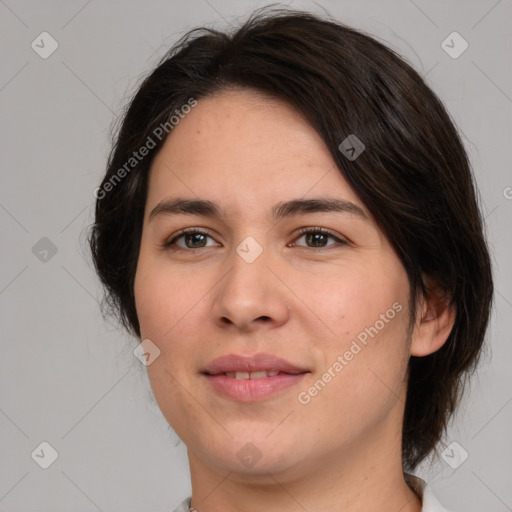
[202,353,308,376]
[202,353,309,402]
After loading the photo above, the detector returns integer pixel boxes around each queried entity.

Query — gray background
[1,0,511,511]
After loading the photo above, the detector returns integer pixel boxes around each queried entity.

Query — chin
[194,432,311,480]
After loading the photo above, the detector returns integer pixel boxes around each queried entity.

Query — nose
[211,240,290,332]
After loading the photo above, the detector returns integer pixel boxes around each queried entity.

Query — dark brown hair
[88,8,493,471]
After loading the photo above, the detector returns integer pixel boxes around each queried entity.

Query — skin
[134,89,455,512]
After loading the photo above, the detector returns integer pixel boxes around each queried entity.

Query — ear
[410,278,456,357]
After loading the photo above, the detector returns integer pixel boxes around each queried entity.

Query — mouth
[201,353,310,402]
[221,370,287,379]
[202,352,308,375]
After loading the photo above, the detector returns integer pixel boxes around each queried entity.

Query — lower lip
[204,373,307,402]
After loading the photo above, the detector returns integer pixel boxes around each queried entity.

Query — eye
[291,227,347,249]
[163,227,347,252]
[164,228,219,250]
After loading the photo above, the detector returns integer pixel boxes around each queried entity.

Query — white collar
[405,473,451,512]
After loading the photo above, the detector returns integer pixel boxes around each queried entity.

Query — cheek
[292,259,409,347]
[296,260,411,409]
[134,254,217,376]
[134,252,202,340]
[299,303,411,438]
[134,259,208,436]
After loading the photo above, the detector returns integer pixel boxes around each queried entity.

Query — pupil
[308,233,326,247]
[187,233,206,248]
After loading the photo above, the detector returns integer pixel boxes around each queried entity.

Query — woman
[89,8,493,512]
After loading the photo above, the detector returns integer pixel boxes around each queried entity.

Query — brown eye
[292,228,346,249]
[181,232,208,248]
[165,229,219,250]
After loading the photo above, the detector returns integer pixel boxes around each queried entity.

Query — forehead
[152,90,330,172]
[146,89,370,221]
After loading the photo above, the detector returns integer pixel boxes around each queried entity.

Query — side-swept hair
[89,8,493,470]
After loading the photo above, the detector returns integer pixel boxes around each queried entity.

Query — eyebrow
[148,197,369,222]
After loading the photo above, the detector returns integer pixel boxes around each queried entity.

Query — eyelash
[163,227,347,251]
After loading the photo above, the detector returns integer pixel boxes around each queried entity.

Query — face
[134,89,415,482]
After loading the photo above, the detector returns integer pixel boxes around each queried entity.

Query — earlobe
[410,281,456,357]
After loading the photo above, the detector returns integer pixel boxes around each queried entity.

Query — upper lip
[202,353,309,375]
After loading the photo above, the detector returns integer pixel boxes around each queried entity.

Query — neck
[186,426,422,512]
